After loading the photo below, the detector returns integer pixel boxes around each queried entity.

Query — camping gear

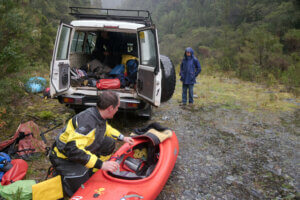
[109,64,126,87]
[96,78,121,90]
[43,87,50,99]
[123,157,144,172]
[0,121,46,159]
[25,77,47,93]
[121,54,138,76]
[86,59,111,77]
[126,59,138,84]
[32,175,63,200]
[1,159,28,185]
[109,64,125,75]
[0,180,36,200]
[71,129,179,200]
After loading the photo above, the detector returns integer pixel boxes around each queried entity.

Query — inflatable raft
[71,131,179,200]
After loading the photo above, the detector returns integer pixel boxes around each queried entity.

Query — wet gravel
[114,99,299,200]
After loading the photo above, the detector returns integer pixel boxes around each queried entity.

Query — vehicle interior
[69,30,139,89]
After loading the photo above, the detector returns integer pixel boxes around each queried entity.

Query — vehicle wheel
[160,55,176,102]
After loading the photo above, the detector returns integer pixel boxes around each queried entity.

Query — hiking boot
[180,103,186,106]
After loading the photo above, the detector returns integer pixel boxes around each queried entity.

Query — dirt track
[113,98,299,200]
[2,76,298,200]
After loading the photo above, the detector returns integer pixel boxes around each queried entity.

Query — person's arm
[105,122,134,145]
[62,118,104,169]
[101,160,119,172]
[195,59,201,77]
[180,62,183,77]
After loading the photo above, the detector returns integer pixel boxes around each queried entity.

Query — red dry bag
[96,79,121,90]
[1,159,28,185]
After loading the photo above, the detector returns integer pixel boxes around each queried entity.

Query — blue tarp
[25,77,47,93]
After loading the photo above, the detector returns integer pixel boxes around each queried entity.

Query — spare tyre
[160,55,176,102]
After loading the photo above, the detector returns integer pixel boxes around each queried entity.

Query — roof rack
[69,7,152,26]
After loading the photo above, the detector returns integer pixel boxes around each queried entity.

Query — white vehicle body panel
[71,20,145,30]
[50,14,162,109]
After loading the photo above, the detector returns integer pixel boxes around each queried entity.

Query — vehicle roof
[71,20,145,30]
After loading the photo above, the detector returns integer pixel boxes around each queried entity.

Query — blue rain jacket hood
[180,47,201,84]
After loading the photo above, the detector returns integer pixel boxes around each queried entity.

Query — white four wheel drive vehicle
[50,8,176,118]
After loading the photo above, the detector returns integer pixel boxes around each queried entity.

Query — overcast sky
[101,0,126,8]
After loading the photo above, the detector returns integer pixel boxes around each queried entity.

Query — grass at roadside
[173,74,299,112]
[0,64,74,141]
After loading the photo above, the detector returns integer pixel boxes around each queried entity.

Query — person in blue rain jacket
[179,47,201,105]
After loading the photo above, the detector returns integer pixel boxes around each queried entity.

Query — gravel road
[114,98,299,200]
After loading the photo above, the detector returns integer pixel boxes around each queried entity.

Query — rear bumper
[58,95,148,110]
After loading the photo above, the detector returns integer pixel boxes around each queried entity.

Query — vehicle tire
[160,55,176,102]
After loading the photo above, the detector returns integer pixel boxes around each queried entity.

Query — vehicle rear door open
[50,23,74,97]
[137,26,161,106]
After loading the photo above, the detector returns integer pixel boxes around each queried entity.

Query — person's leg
[182,84,188,105]
[49,153,91,197]
[188,84,194,104]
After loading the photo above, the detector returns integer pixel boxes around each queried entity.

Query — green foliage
[36,110,56,120]
[0,73,35,108]
[0,4,33,76]
[120,0,299,91]
[281,63,300,93]
[283,29,300,53]
[0,0,298,105]
[0,40,28,75]
[0,0,92,79]
[0,0,94,106]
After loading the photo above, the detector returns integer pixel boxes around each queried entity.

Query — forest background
[0,0,299,129]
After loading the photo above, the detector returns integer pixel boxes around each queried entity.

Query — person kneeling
[49,91,133,197]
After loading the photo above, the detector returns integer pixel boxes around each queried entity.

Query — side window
[71,31,84,53]
[56,25,72,60]
[71,31,96,54]
[85,33,97,54]
[139,30,157,67]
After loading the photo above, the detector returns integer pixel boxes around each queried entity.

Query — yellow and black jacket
[53,107,122,169]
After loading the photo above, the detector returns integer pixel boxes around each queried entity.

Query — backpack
[0,121,46,160]
[126,59,138,84]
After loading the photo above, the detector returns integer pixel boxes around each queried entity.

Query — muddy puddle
[112,99,299,200]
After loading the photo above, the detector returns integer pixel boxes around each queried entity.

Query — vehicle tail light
[127,103,138,108]
[63,97,75,103]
